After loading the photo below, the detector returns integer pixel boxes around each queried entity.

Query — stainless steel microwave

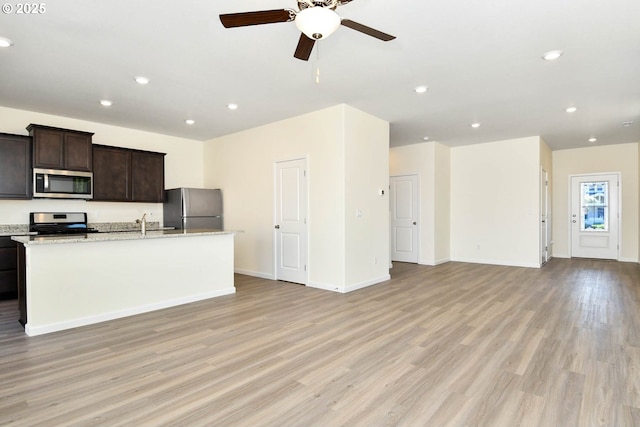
[33,168,93,199]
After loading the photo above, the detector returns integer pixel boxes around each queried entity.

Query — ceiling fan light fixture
[295,7,341,40]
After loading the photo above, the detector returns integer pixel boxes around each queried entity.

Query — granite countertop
[0,225,33,237]
[12,229,237,245]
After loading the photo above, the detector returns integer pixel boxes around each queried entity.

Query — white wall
[433,142,451,264]
[450,137,542,268]
[203,104,390,292]
[344,106,390,290]
[0,106,203,225]
[552,142,639,262]
[389,141,450,265]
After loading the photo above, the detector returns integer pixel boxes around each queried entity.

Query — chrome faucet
[136,213,147,235]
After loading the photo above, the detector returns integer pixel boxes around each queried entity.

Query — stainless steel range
[29,212,98,235]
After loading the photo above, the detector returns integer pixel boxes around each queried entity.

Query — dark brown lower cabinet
[0,237,18,299]
[17,242,26,326]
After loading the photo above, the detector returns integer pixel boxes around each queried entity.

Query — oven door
[33,168,93,199]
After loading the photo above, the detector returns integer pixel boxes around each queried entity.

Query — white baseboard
[308,274,391,294]
[344,274,391,293]
[418,258,451,266]
[307,281,343,292]
[450,257,541,269]
[25,287,236,337]
[234,268,274,280]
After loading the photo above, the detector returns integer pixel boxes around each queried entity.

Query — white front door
[275,158,308,284]
[390,174,419,263]
[570,173,620,260]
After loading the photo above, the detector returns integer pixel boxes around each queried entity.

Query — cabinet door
[132,151,165,202]
[32,128,64,169]
[0,237,17,298]
[0,133,31,199]
[64,133,93,171]
[92,145,131,201]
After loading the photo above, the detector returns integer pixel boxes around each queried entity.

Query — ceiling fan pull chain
[315,44,321,84]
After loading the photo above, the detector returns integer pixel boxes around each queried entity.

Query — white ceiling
[0,0,639,150]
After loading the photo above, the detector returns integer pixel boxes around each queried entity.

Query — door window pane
[580,181,608,231]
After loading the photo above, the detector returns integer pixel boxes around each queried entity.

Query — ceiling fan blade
[341,19,396,41]
[294,33,316,61]
[220,9,294,28]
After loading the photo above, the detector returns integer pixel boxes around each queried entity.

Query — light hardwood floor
[0,259,639,426]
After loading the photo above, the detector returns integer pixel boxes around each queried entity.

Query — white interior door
[570,173,619,260]
[540,168,550,265]
[275,158,308,284]
[390,175,418,263]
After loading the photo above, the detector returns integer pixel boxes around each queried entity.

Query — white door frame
[568,172,621,260]
[390,174,419,263]
[273,157,309,285]
[540,167,551,265]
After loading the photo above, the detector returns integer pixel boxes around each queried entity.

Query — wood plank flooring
[0,258,639,426]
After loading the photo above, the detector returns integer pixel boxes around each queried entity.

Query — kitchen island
[13,229,236,336]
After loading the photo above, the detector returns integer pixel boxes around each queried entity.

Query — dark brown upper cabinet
[92,144,165,203]
[0,133,32,199]
[27,124,93,172]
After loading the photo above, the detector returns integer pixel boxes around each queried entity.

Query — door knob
[275,225,280,229]
[572,220,576,223]
[413,222,417,225]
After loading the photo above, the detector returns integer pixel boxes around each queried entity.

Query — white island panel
[24,233,235,336]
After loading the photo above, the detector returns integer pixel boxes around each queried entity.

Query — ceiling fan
[219,0,396,61]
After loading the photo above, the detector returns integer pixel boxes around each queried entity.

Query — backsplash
[89,221,162,232]
[0,222,165,236]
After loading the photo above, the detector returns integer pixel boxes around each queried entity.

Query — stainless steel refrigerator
[163,188,223,230]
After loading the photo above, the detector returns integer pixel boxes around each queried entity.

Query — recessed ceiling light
[542,50,563,61]
[588,137,597,143]
[0,37,13,48]
[565,106,578,113]
[414,86,428,94]
[227,103,238,110]
[422,136,430,141]
[134,76,150,85]
[185,119,195,125]
[100,100,112,107]
[623,121,633,127]
[471,123,481,128]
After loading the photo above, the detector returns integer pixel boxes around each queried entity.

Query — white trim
[344,274,391,293]
[308,274,391,293]
[307,281,343,292]
[25,288,236,337]
[234,268,274,280]
[450,257,541,269]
